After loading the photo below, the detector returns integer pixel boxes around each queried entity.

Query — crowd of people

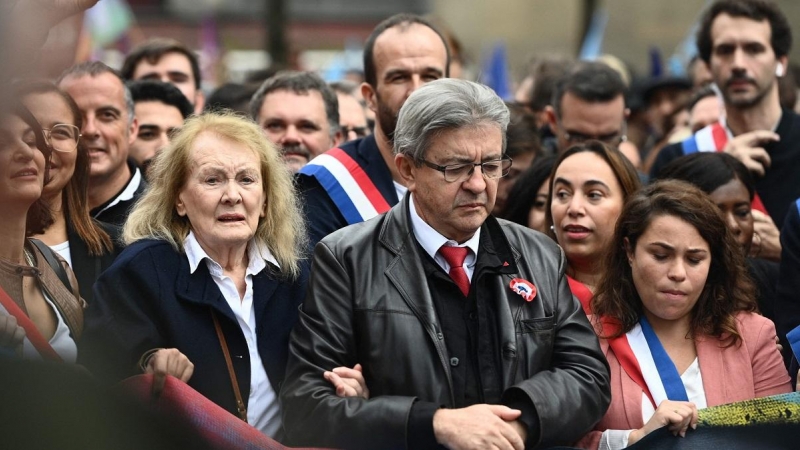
[1,0,800,449]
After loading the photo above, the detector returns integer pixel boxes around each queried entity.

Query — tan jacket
[0,240,85,339]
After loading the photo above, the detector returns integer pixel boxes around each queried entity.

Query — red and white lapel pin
[509,278,537,302]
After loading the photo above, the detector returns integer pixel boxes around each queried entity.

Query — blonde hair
[123,112,307,278]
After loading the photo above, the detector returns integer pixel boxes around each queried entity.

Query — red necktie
[438,246,470,297]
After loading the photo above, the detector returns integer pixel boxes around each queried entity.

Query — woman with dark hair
[546,141,641,313]
[501,155,556,233]
[18,81,121,303]
[577,180,790,449]
[0,101,85,362]
[658,152,780,321]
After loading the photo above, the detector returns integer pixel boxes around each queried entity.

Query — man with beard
[250,71,343,173]
[651,0,800,227]
[297,13,449,246]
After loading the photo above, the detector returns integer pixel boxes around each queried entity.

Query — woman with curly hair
[577,180,790,449]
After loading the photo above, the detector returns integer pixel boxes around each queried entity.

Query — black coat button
[450,357,459,367]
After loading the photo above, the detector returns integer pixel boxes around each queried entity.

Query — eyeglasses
[42,124,81,153]
[421,156,513,183]
[559,121,627,147]
[341,125,369,138]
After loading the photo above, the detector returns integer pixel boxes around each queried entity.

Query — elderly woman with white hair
[80,112,308,439]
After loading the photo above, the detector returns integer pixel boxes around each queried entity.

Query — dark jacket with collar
[296,135,399,248]
[281,195,611,449]
[66,221,123,303]
[80,239,309,420]
[90,161,148,229]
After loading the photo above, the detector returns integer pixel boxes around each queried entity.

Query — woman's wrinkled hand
[324,363,369,399]
[144,348,194,397]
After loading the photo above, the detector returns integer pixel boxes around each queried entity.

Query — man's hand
[29,0,100,25]
[751,210,781,261]
[433,404,525,450]
[144,348,194,396]
[324,363,369,399]
[723,130,779,177]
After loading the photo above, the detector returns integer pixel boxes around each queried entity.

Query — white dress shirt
[408,194,481,281]
[184,231,282,437]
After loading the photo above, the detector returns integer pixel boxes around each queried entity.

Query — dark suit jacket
[296,135,399,248]
[80,239,309,420]
[66,221,123,303]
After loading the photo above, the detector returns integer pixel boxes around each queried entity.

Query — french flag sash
[624,319,689,409]
[300,148,391,225]
[680,121,767,214]
[601,317,657,408]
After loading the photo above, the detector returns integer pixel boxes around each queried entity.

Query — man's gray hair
[249,70,340,137]
[57,61,136,126]
[394,79,509,164]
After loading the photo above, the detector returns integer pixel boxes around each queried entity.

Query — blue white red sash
[680,122,730,155]
[626,320,688,408]
[601,317,656,408]
[300,148,391,225]
[680,121,767,214]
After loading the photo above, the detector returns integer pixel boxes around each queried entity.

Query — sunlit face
[175,132,266,256]
[60,72,137,184]
[709,14,783,108]
[131,52,203,112]
[0,114,47,207]
[130,100,185,168]
[708,178,753,250]
[527,177,550,233]
[552,93,626,153]
[365,23,448,142]
[628,215,711,325]
[258,89,337,172]
[400,124,502,243]
[22,91,78,197]
[551,151,625,267]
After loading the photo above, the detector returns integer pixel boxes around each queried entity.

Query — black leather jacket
[281,195,610,449]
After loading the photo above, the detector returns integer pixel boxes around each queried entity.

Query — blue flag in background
[579,8,608,61]
[480,42,511,101]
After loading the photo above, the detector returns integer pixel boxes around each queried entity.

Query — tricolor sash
[601,316,657,408]
[300,148,391,225]
[680,121,767,214]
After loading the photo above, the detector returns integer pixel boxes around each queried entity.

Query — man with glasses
[330,81,371,142]
[281,79,610,450]
[546,62,640,168]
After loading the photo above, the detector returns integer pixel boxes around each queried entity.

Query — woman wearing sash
[577,180,791,449]
[0,101,85,363]
[546,141,641,314]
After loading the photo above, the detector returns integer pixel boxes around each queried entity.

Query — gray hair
[57,61,136,126]
[394,79,509,164]
[249,70,340,137]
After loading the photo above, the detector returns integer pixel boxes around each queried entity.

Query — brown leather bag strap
[211,309,248,422]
